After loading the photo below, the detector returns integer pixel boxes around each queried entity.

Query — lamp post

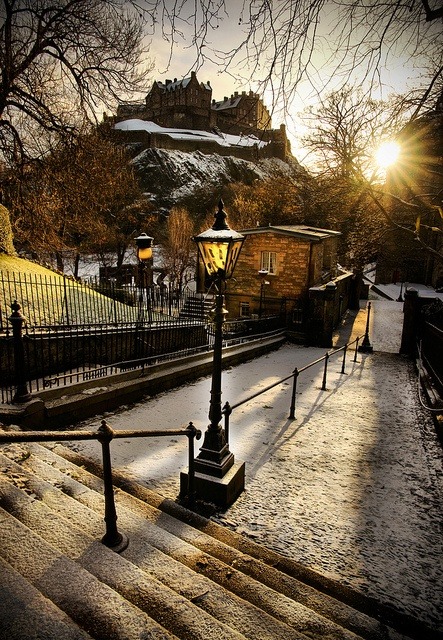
[135,233,154,324]
[258,269,269,318]
[183,200,245,508]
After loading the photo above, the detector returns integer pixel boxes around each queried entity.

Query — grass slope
[0,254,144,326]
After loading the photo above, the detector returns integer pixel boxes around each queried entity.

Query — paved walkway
[73,299,443,634]
[214,300,443,633]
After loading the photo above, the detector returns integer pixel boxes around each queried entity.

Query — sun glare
[375,141,400,169]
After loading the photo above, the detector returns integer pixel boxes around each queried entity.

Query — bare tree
[5,131,151,273]
[161,206,196,294]
[0,0,153,165]
[301,87,404,178]
[300,85,443,271]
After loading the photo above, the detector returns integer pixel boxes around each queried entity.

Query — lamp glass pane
[138,246,152,261]
[199,241,229,275]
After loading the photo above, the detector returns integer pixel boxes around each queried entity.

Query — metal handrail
[222,335,363,443]
[0,419,201,553]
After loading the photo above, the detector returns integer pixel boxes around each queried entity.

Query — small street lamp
[187,200,245,508]
[258,269,269,318]
[134,232,154,346]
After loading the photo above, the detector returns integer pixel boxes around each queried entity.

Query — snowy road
[69,299,443,632]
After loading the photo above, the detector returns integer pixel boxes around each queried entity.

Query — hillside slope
[132,148,308,207]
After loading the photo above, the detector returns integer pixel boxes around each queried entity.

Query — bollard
[97,420,129,552]
[354,337,360,362]
[9,301,32,403]
[358,301,373,353]
[322,353,329,390]
[289,367,299,420]
[341,344,347,374]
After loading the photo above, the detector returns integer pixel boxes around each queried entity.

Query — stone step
[0,507,177,640]
[0,556,94,640]
[0,442,415,640]
[0,445,343,640]
[44,443,417,640]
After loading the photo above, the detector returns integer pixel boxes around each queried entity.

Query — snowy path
[69,301,443,632]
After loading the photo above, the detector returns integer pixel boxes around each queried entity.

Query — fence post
[341,344,347,374]
[289,367,299,419]
[354,337,360,362]
[186,422,201,506]
[97,420,128,553]
[9,301,32,403]
[322,352,329,390]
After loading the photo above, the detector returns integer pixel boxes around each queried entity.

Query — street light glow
[375,141,400,168]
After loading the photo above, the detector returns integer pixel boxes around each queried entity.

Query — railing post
[289,367,299,419]
[97,420,128,553]
[354,337,360,362]
[185,421,201,507]
[322,352,329,391]
[9,301,32,403]
[358,301,373,353]
[223,401,232,445]
[341,344,347,374]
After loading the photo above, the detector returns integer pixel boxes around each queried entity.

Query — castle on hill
[110,71,291,161]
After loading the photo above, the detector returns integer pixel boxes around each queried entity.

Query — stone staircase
[0,441,426,640]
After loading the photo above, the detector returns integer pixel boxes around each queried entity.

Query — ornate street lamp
[187,200,245,507]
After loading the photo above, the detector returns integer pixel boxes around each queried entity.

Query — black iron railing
[222,335,364,445]
[0,419,201,552]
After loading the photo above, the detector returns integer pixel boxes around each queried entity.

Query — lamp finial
[212,199,230,231]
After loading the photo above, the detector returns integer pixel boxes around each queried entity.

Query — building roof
[239,225,341,241]
[151,74,211,94]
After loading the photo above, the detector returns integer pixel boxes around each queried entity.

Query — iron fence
[420,320,443,398]
[0,271,197,329]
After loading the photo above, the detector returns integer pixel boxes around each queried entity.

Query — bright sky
[137,1,435,166]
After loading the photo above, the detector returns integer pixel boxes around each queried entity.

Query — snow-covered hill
[131,147,308,207]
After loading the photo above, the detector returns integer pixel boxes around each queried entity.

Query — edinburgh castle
[106,71,291,162]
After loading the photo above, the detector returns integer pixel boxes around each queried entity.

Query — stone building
[222,225,341,319]
[143,73,214,131]
[211,91,272,136]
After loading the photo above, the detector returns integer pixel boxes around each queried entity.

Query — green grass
[0,254,145,326]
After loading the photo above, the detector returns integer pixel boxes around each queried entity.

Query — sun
[375,141,400,169]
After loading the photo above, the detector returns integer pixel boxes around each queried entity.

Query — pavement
[71,293,443,635]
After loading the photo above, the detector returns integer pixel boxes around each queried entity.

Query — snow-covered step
[0,442,413,640]
[0,470,253,639]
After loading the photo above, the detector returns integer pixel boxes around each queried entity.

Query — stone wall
[226,232,318,318]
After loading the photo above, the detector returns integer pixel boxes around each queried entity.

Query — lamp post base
[180,461,245,509]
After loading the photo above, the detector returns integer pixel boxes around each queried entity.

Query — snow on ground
[68,299,443,631]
